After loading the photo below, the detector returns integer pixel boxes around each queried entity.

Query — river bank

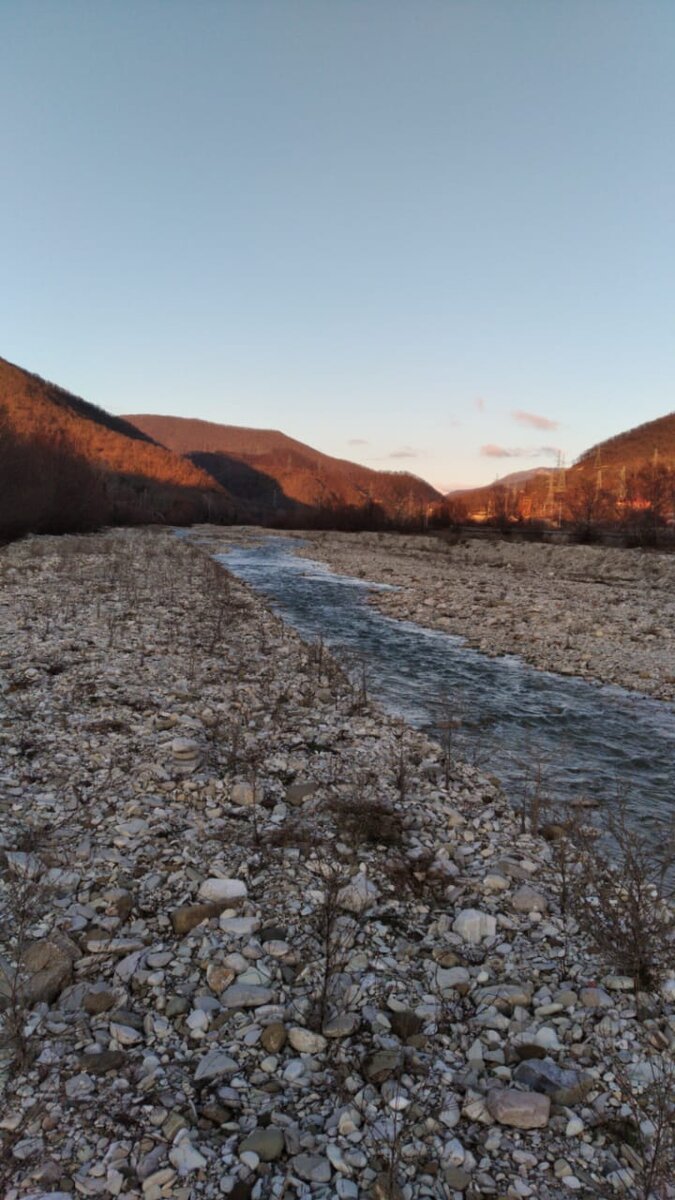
[1,529,673,1200]
[271,530,675,703]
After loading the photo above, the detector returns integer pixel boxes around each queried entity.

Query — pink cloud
[481,444,520,458]
[512,409,559,431]
[481,444,559,459]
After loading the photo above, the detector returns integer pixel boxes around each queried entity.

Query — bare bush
[572,805,674,999]
[326,794,405,851]
[288,860,361,1033]
[596,1051,675,1200]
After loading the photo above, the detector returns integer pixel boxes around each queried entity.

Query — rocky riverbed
[288,531,675,702]
[1,529,673,1200]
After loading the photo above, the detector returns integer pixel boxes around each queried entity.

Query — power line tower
[595,448,603,496]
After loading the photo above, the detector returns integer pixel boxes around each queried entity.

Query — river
[213,535,675,841]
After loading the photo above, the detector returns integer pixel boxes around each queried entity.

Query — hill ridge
[124,412,442,522]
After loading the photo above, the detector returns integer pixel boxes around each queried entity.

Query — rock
[603,975,635,991]
[579,987,612,1008]
[171,736,200,759]
[240,1127,284,1162]
[439,1099,461,1129]
[220,915,259,936]
[198,877,247,903]
[103,887,133,920]
[205,963,236,993]
[477,983,533,1009]
[337,1181,359,1199]
[65,1073,94,1099]
[661,975,675,1002]
[170,738,201,774]
[444,1166,471,1191]
[221,984,274,1008]
[194,1049,238,1082]
[437,965,471,993]
[285,782,316,806]
[337,873,379,914]
[22,937,77,1004]
[452,909,496,944]
[433,948,461,968]
[171,903,221,934]
[326,1143,351,1175]
[83,987,116,1015]
[79,1050,126,1074]
[260,924,287,942]
[110,1021,143,1046]
[260,1022,287,1052]
[169,1136,207,1174]
[487,1089,551,1129]
[142,1169,177,1191]
[511,885,548,914]
[364,1048,401,1083]
[292,1154,332,1184]
[288,1026,327,1053]
[511,1041,548,1062]
[446,808,465,828]
[513,1058,592,1105]
[231,782,256,806]
[323,1012,360,1038]
[388,1009,424,1040]
[166,995,190,1017]
[566,1117,585,1137]
[229,1185,254,1200]
[483,873,509,892]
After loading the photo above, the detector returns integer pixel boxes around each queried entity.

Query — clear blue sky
[2,1,674,489]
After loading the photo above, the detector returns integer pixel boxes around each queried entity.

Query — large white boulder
[452,908,496,944]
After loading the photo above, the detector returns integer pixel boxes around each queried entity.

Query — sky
[1,1,674,490]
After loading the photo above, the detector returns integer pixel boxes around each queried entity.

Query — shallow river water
[216,537,675,838]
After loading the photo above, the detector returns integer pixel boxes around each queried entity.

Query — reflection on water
[216,537,675,837]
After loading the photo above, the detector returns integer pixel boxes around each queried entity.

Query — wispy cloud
[481,444,521,458]
[388,446,421,459]
[481,444,559,459]
[512,409,559,431]
[348,437,369,446]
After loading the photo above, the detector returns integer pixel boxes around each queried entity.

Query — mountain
[446,467,552,497]
[574,412,675,475]
[123,414,442,523]
[0,356,232,539]
[445,412,675,528]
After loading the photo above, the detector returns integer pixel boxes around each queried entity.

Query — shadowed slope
[124,414,442,520]
[0,357,234,538]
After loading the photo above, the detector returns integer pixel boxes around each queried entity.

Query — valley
[1,529,673,1199]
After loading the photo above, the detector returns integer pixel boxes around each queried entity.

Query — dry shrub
[326,796,405,849]
[385,849,448,904]
[572,805,674,996]
[597,1052,675,1200]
